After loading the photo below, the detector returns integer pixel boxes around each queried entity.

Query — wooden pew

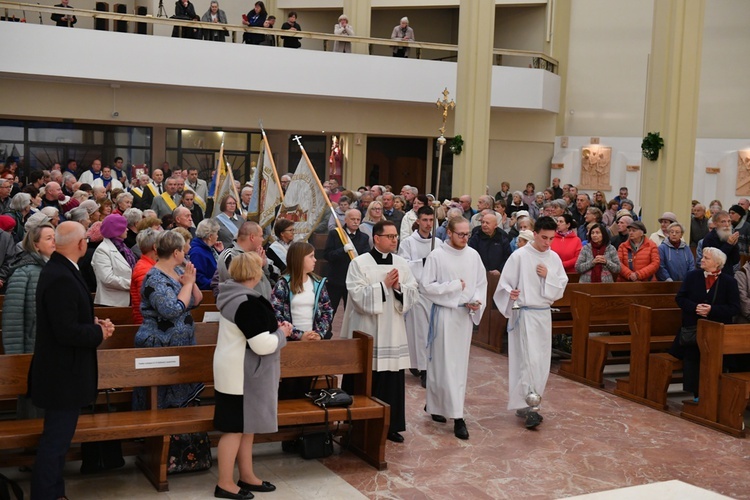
[612,305,682,404]
[98,322,219,350]
[681,320,750,437]
[550,281,682,336]
[0,331,388,491]
[94,303,218,325]
[558,291,678,385]
[472,272,507,353]
[645,352,684,410]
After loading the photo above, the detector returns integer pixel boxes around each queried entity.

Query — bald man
[30,222,115,499]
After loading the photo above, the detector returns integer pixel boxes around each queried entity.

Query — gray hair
[66,207,89,223]
[400,16,409,24]
[142,209,157,219]
[408,186,418,195]
[115,192,133,205]
[136,227,159,253]
[9,192,32,211]
[79,199,99,215]
[62,171,76,184]
[123,207,143,227]
[240,186,253,196]
[702,246,727,269]
[172,206,190,218]
[155,230,185,259]
[447,207,464,220]
[667,222,684,234]
[40,206,59,218]
[25,212,51,232]
[196,218,220,240]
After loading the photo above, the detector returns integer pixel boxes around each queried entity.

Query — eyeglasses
[377,234,399,240]
[452,232,471,238]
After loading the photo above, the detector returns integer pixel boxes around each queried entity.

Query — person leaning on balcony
[280,11,302,49]
[391,17,415,58]
[333,14,354,53]
[201,0,228,42]
[51,0,77,27]
[172,0,200,39]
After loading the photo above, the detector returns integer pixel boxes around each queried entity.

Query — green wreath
[449,135,463,155]
[641,132,664,161]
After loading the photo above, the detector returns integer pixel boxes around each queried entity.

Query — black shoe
[215,485,254,499]
[424,405,446,423]
[454,419,469,440]
[237,480,276,493]
[409,368,421,377]
[387,432,404,443]
[525,411,543,429]
[420,371,426,388]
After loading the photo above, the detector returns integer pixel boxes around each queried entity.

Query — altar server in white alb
[397,206,442,387]
[341,220,419,443]
[420,218,487,440]
[494,216,568,429]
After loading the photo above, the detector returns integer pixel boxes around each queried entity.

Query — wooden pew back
[94,303,218,325]
[683,320,750,423]
[553,281,681,310]
[560,291,678,381]
[98,322,219,350]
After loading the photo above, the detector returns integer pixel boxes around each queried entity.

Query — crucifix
[292,135,303,148]
[432,87,455,250]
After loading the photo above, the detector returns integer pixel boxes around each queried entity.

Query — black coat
[29,252,103,410]
[675,269,740,328]
[702,229,740,271]
[324,229,370,286]
[468,228,511,273]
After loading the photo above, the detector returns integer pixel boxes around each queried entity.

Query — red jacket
[551,232,582,273]
[617,237,660,281]
[130,254,156,323]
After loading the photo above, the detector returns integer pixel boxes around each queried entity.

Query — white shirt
[291,278,315,332]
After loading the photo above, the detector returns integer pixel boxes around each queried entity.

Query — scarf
[111,236,137,269]
[590,241,607,283]
[704,270,720,292]
[556,229,575,238]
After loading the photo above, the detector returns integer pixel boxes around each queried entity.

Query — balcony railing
[0,1,558,73]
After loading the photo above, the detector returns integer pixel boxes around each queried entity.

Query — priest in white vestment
[494,216,568,429]
[397,206,442,385]
[420,219,487,440]
[341,220,419,443]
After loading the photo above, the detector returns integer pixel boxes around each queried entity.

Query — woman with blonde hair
[213,252,290,498]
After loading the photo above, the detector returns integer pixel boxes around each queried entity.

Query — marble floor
[3,345,750,499]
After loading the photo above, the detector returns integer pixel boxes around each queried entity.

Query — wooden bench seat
[586,334,674,387]
[0,331,388,491]
[610,305,682,407]
[681,320,750,437]
[558,291,678,385]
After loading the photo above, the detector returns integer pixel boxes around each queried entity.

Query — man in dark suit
[324,208,371,322]
[29,221,114,500]
[51,0,76,26]
[381,192,404,231]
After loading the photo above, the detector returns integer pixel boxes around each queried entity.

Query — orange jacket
[130,254,156,324]
[617,237,660,282]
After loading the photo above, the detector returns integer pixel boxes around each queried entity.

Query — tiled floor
[3,345,749,499]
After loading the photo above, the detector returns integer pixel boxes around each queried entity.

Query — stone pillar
[343,0,371,55]
[550,0,572,135]
[640,0,705,233]
[341,133,367,190]
[452,0,495,201]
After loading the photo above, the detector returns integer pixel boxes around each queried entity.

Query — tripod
[157,0,168,18]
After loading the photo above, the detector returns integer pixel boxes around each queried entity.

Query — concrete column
[549,0,572,135]
[452,0,495,201]
[640,0,705,233]
[343,0,371,55]
[342,133,367,189]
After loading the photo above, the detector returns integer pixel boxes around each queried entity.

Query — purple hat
[100,213,128,239]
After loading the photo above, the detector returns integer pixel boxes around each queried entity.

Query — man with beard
[702,210,740,271]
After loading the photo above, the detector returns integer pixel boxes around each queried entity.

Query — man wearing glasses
[420,218,487,440]
[341,220,419,443]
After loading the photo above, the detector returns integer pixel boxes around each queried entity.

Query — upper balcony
[0,3,560,115]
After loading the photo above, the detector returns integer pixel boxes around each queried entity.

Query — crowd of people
[7,155,750,498]
[51,0,417,57]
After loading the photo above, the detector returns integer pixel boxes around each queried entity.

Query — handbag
[306,388,353,408]
[679,283,719,346]
[167,432,212,474]
[80,390,125,475]
[299,427,334,460]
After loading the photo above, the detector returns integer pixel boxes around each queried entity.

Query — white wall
[0,21,558,113]
[563,0,653,137]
